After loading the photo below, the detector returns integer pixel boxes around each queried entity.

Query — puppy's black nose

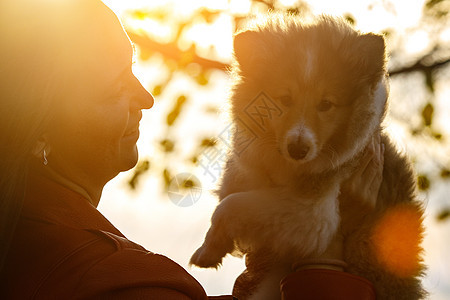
[287,141,310,160]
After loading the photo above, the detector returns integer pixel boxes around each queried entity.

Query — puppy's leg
[190,194,240,268]
[190,187,340,268]
[189,223,234,268]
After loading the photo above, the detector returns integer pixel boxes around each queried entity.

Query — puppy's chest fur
[222,154,350,202]
[219,156,345,256]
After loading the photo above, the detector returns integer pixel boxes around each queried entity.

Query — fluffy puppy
[190,14,425,299]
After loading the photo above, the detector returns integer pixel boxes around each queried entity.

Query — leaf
[424,0,449,18]
[131,10,149,20]
[432,131,443,140]
[200,137,216,148]
[130,9,168,21]
[128,160,150,190]
[160,139,175,152]
[176,95,187,106]
[183,178,195,188]
[178,174,200,190]
[426,0,446,9]
[205,105,219,114]
[417,174,431,191]
[286,8,299,15]
[411,128,421,136]
[152,85,163,96]
[440,168,450,178]
[344,14,356,26]
[195,73,209,85]
[166,95,188,126]
[381,29,392,37]
[437,209,450,222]
[190,156,198,164]
[166,112,177,126]
[163,168,172,189]
[425,70,435,92]
[421,102,434,127]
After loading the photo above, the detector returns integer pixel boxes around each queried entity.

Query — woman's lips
[123,126,140,139]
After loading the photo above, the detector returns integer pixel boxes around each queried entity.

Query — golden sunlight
[182,14,233,60]
[372,203,424,278]
[404,29,431,55]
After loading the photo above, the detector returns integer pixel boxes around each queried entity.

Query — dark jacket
[1,172,215,299]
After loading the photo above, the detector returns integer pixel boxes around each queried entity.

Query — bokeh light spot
[372,203,424,278]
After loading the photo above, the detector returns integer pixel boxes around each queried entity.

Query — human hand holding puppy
[341,133,385,210]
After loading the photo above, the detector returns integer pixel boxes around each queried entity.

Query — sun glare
[182,14,233,61]
[372,204,424,278]
[228,0,252,14]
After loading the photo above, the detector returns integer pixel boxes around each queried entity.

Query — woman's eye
[279,95,293,107]
[317,99,334,112]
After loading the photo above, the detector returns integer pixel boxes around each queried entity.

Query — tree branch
[128,30,450,77]
[127,32,229,71]
[389,57,450,76]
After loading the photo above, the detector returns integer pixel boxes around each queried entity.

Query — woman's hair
[0,0,94,272]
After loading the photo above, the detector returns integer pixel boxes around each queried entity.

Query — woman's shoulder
[5,217,208,299]
[5,173,208,299]
[75,230,207,299]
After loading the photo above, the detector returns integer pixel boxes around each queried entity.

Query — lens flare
[372,203,424,278]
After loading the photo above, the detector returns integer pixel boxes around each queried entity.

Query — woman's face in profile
[45,2,154,184]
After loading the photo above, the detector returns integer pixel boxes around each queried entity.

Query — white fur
[191,181,341,264]
[374,76,388,117]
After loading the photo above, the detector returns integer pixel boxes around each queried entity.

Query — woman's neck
[31,161,103,207]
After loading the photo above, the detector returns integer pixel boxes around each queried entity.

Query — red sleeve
[280,269,376,299]
[75,248,208,300]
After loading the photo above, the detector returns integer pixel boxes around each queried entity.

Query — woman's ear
[31,135,51,161]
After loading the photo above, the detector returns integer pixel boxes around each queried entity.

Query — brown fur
[191,14,425,299]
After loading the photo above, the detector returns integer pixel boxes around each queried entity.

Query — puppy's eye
[317,99,334,112]
[279,95,293,107]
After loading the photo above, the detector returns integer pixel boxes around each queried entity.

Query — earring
[43,149,48,166]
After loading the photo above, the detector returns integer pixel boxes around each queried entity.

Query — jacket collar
[22,170,123,237]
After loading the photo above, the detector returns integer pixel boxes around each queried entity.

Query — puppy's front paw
[190,228,235,268]
[190,243,225,269]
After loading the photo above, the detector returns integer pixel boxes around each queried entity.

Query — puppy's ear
[233,30,263,68]
[353,33,386,81]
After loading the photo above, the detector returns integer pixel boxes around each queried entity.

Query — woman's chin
[119,146,139,172]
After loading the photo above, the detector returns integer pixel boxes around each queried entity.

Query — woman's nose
[132,76,154,110]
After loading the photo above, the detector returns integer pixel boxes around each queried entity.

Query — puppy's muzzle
[287,138,310,160]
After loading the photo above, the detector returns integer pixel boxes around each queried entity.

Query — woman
[0,0,382,298]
